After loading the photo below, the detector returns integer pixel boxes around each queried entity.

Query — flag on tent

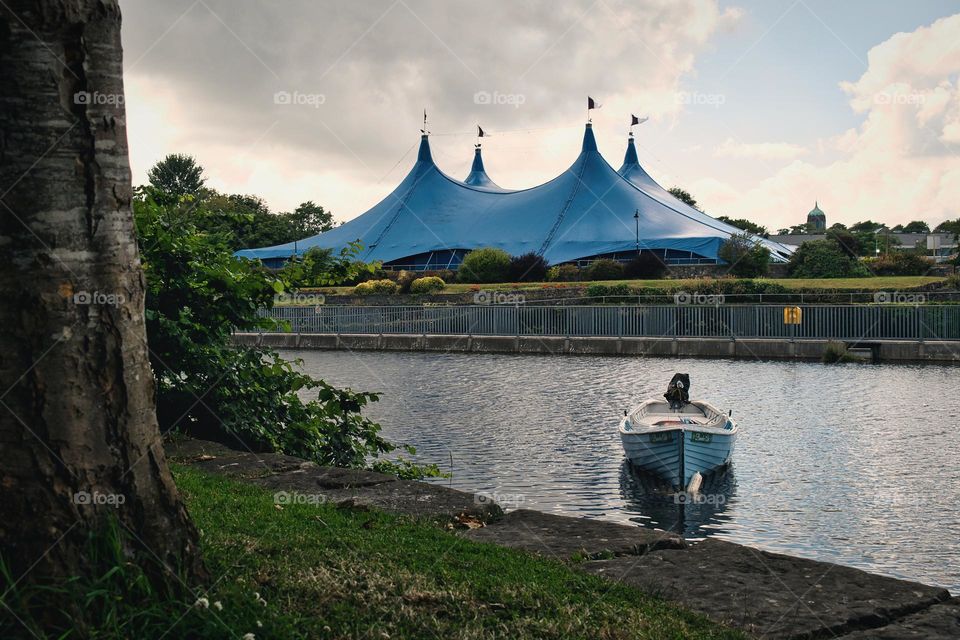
[587,96,601,110]
[477,125,486,138]
[631,114,648,126]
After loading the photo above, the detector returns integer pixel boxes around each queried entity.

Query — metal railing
[256,304,960,341]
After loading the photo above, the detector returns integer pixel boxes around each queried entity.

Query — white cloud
[714,138,809,160]
[121,0,742,216]
[696,13,960,229]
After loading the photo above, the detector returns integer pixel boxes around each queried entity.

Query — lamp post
[634,209,640,256]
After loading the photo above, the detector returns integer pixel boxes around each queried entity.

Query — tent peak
[623,135,639,165]
[581,122,598,153]
[417,133,433,163]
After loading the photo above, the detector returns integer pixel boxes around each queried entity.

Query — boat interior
[630,401,727,429]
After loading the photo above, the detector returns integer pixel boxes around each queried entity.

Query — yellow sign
[783,306,802,324]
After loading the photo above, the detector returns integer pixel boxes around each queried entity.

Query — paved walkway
[166,438,958,639]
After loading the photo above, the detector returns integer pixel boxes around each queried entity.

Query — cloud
[714,138,809,160]
[696,13,960,229]
[120,0,742,217]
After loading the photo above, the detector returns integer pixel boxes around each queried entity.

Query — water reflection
[619,461,736,537]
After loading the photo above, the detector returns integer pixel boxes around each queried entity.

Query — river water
[290,349,960,592]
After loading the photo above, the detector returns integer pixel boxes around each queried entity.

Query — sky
[120,0,960,232]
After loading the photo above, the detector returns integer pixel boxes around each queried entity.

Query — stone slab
[581,539,949,640]
[461,509,684,560]
[840,597,960,639]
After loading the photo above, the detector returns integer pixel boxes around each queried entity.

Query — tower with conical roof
[807,202,826,232]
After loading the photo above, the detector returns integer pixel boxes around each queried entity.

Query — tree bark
[0,0,202,586]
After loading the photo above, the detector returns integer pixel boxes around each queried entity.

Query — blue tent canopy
[236,124,794,269]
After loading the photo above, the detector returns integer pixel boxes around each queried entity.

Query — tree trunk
[0,0,202,587]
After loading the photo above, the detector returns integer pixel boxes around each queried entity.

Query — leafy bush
[134,193,437,476]
[864,252,933,276]
[279,245,378,288]
[623,252,667,279]
[945,273,960,290]
[409,276,445,294]
[584,259,624,281]
[353,279,399,295]
[547,264,581,282]
[388,269,417,293]
[787,239,871,278]
[457,247,511,283]
[507,252,549,282]
[719,233,771,278]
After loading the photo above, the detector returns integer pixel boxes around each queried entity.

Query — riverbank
[166,440,740,639]
[237,331,960,363]
[167,438,959,639]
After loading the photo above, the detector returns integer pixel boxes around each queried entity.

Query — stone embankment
[167,438,958,639]
[236,331,960,363]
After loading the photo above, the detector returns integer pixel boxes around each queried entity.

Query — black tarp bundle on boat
[664,373,690,410]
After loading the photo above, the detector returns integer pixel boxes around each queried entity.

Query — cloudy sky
[120,0,960,231]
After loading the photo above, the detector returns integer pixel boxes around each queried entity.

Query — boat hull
[620,426,736,489]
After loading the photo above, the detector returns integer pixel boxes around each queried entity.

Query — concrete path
[166,438,957,638]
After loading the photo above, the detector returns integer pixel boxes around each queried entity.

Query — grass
[1,467,743,639]
[305,275,945,296]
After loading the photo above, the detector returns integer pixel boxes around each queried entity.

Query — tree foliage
[507,252,548,282]
[133,192,439,477]
[787,239,870,278]
[147,153,205,201]
[717,216,768,237]
[457,247,512,283]
[718,233,770,278]
[668,187,700,211]
[623,252,667,279]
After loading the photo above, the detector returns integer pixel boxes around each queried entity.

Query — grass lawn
[305,275,944,297]
[165,467,742,639]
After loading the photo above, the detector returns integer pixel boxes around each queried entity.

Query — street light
[634,209,640,255]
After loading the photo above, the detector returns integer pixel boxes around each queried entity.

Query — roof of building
[236,124,796,265]
[808,202,826,218]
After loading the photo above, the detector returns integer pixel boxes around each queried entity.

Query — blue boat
[619,376,737,490]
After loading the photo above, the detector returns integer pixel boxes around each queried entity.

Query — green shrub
[719,233,771,278]
[547,264,581,281]
[457,247,511,283]
[787,239,871,278]
[133,194,437,476]
[623,252,667,279]
[353,279,399,295]
[507,252,549,282]
[586,283,631,299]
[945,273,960,290]
[584,259,624,281]
[864,252,933,276]
[409,276,445,294]
[389,270,417,293]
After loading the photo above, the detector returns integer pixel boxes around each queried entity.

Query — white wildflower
[242,634,256,640]
[194,597,209,609]
[213,601,223,611]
